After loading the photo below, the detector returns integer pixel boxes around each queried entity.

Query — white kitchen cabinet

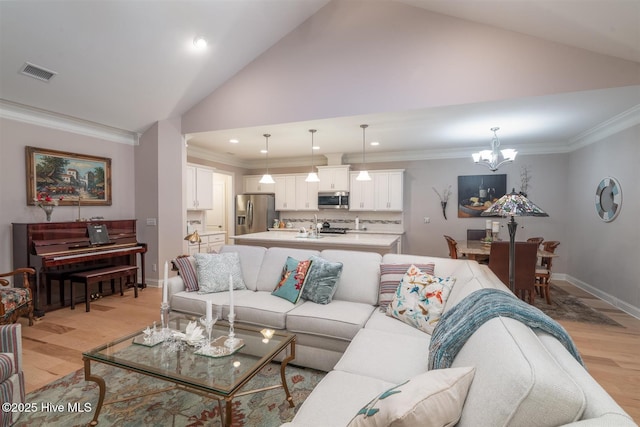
[373,170,404,211]
[349,172,375,211]
[187,232,226,254]
[295,175,319,210]
[243,175,275,194]
[186,165,213,210]
[317,166,350,192]
[274,175,297,211]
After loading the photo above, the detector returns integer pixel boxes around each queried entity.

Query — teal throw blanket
[428,288,584,370]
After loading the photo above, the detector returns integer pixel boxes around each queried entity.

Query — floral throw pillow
[378,263,435,311]
[348,367,475,427]
[386,265,456,334]
[272,257,313,304]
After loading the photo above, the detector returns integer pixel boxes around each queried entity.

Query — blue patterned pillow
[194,252,247,294]
[301,255,343,304]
[272,257,313,304]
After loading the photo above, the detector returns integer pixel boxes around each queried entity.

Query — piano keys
[12,219,147,316]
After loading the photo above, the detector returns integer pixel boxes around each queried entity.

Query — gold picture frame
[26,146,112,206]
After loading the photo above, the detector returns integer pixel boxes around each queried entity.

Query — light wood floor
[16,280,640,422]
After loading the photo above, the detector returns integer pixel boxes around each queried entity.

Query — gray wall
[567,125,639,314]
[0,118,136,274]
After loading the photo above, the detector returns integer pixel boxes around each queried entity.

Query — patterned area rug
[536,284,622,327]
[18,362,325,426]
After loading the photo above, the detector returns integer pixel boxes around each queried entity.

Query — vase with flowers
[34,193,63,222]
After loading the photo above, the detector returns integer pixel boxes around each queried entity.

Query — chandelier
[472,127,517,172]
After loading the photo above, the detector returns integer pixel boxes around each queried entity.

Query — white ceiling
[1,0,639,165]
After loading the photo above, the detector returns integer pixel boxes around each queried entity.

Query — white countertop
[267,228,403,235]
[230,231,400,248]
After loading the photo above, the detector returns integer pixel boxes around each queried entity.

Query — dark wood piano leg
[35,269,46,318]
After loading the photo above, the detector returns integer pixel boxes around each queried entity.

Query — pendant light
[259,133,275,184]
[305,129,320,182]
[356,124,371,181]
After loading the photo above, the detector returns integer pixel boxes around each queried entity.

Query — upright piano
[12,219,147,315]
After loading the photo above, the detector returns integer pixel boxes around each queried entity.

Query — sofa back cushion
[256,247,321,292]
[453,317,586,426]
[320,250,382,305]
[219,245,267,291]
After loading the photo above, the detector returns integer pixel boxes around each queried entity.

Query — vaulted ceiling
[1,0,639,166]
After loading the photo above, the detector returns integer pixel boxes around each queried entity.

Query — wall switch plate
[424,217,430,223]
[146,218,157,226]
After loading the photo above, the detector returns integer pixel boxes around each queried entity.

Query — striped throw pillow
[379,263,435,310]
[174,256,199,292]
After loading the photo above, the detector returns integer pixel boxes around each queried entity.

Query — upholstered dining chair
[535,241,560,304]
[444,235,461,259]
[526,236,544,248]
[488,242,539,304]
[0,268,36,326]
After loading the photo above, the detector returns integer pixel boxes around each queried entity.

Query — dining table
[457,240,558,262]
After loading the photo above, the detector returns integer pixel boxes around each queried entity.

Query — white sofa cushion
[289,370,395,427]
[219,245,267,291]
[453,317,586,426]
[348,367,475,427]
[169,289,254,317]
[334,328,430,384]
[321,250,382,305]
[255,247,320,292]
[365,309,432,339]
[286,300,375,341]
[232,291,301,330]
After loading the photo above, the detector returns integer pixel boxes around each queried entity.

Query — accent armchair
[0,268,36,326]
[0,323,25,427]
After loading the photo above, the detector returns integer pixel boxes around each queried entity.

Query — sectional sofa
[166,245,636,427]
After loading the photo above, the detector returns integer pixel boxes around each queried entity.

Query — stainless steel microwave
[318,192,349,209]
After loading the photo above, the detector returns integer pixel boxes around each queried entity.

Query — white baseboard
[553,273,640,320]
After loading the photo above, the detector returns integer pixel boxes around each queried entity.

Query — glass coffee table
[82,314,296,426]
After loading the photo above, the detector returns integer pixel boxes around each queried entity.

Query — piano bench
[46,265,113,307]
[69,266,139,312]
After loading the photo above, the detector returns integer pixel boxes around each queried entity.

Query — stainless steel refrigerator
[235,193,277,235]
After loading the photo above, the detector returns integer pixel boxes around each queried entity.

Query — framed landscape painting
[26,146,112,206]
[457,174,506,218]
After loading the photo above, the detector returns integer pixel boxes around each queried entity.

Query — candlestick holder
[225,313,238,349]
[160,302,171,338]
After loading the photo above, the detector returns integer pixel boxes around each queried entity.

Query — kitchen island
[229,231,402,255]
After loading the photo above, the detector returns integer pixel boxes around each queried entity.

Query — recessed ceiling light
[260,149,268,154]
[229,139,239,144]
[193,36,207,49]
[313,146,320,150]
[370,141,380,146]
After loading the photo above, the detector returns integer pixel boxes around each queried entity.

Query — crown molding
[0,99,140,145]
[568,103,640,150]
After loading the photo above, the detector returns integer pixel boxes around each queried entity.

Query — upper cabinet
[373,170,404,211]
[186,165,214,210]
[243,175,275,194]
[349,170,404,212]
[349,173,375,211]
[295,175,319,211]
[317,166,350,192]
[274,175,297,211]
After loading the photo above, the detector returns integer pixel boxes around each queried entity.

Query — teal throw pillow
[272,257,313,304]
[301,255,343,304]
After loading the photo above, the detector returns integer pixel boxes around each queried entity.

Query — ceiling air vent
[20,62,57,82]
